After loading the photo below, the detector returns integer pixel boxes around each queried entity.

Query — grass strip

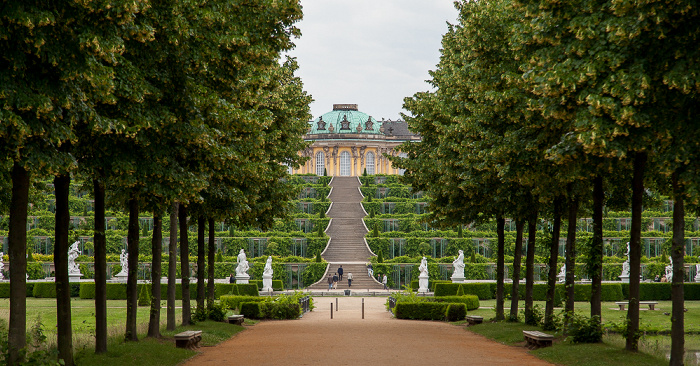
[467,321,665,366]
[75,320,244,366]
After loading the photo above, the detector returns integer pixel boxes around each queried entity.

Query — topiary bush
[394,302,448,320]
[32,282,56,298]
[445,303,467,322]
[137,284,151,306]
[220,295,266,310]
[240,302,261,319]
[430,295,479,310]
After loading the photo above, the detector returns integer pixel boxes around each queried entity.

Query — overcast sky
[287,0,460,121]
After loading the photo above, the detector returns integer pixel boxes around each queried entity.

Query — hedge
[429,295,480,310]
[32,282,57,298]
[249,280,284,291]
[434,283,624,302]
[79,283,198,300]
[220,295,267,310]
[240,302,262,319]
[394,302,466,321]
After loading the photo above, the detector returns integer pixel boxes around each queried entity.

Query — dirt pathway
[183,297,553,366]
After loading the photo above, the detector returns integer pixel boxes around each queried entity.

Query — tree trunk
[670,174,685,365]
[8,163,29,365]
[197,216,205,313]
[93,178,107,353]
[148,213,163,338]
[125,197,139,341]
[207,217,216,309]
[564,194,579,332]
[509,219,524,321]
[590,175,604,319]
[495,217,505,321]
[626,152,646,351]
[544,197,562,330]
[54,174,74,365]
[524,212,537,325]
[179,205,191,326]
[167,202,178,331]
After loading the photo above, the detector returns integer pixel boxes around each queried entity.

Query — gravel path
[182,297,553,366]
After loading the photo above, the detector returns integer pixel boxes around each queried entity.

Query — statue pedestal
[114,273,128,282]
[418,273,429,293]
[262,274,273,292]
[69,273,83,283]
[557,274,566,283]
[695,273,700,283]
[618,274,629,283]
[236,274,250,284]
[450,275,465,284]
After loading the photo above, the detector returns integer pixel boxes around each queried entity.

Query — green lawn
[466,300,700,364]
[0,298,246,366]
[0,298,185,350]
[471,300,700,333]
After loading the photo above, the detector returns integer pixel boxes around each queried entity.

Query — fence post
[362,298,364,319]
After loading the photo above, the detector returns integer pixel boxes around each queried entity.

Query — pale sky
[287,0,460,121]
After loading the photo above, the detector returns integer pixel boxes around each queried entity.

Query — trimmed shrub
[394,302,448,320]
[220,295,266,310]
[685,283,700,300]
[32,282,56,298]
[434,283,492,300]
[445,303,467,322]
[214,284,238,299]
[138,283,151,306]
[260,300,301,320]
[0,283,10,298]
[240,302,261,319]
[237,283,259,296]
[249,280,284,291]
[430,295,480,310]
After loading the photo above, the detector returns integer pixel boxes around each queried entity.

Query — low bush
[236,283,259,296]
[568,314,603,343]
[32,282,56,298]
[445,303,467,322]
[429,295,479,310]
[208,301,227,322]
[240,302,261,319]
[219,295,266,310]
[249,280,284,291]
[394,302,448,320]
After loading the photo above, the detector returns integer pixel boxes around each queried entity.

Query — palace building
[290,104,420,176]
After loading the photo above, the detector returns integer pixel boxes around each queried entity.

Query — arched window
[316,152,325,176]
[366,152,375,175]
[340,151,351,176]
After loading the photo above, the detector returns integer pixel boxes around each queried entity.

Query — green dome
[308,104,381,135]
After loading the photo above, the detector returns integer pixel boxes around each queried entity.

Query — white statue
[418,256,429,293]
[419,256,428,277]
[452,250,465,277]
[694,264,700,282]
[115,248,128,276]
[620,242,631,277]
[263,256,273,276]
[262,256,274,292]
[665,256,673,282]
[557,263,566,283]
[0,252,5,280]
[236,249,249,276]
[68,241,81,274]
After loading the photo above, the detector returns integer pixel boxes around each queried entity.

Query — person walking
[333,272,339,289]
[367,263,373,277]
[382,274,388,290]
[338,265,344,281]
[327,273,333,290]
[347,272,353,287]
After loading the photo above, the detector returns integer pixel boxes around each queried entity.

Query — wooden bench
[174,330,202,350]
[466,315,483,326]
[228,314,244,325]
[523,330,554,349]
[615,301,659,311]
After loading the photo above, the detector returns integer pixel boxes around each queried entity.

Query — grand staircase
[307,177,383,290]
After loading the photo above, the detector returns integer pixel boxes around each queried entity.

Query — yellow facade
[290,144,406,177]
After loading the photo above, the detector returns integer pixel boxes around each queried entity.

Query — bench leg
[649,305,655,310]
